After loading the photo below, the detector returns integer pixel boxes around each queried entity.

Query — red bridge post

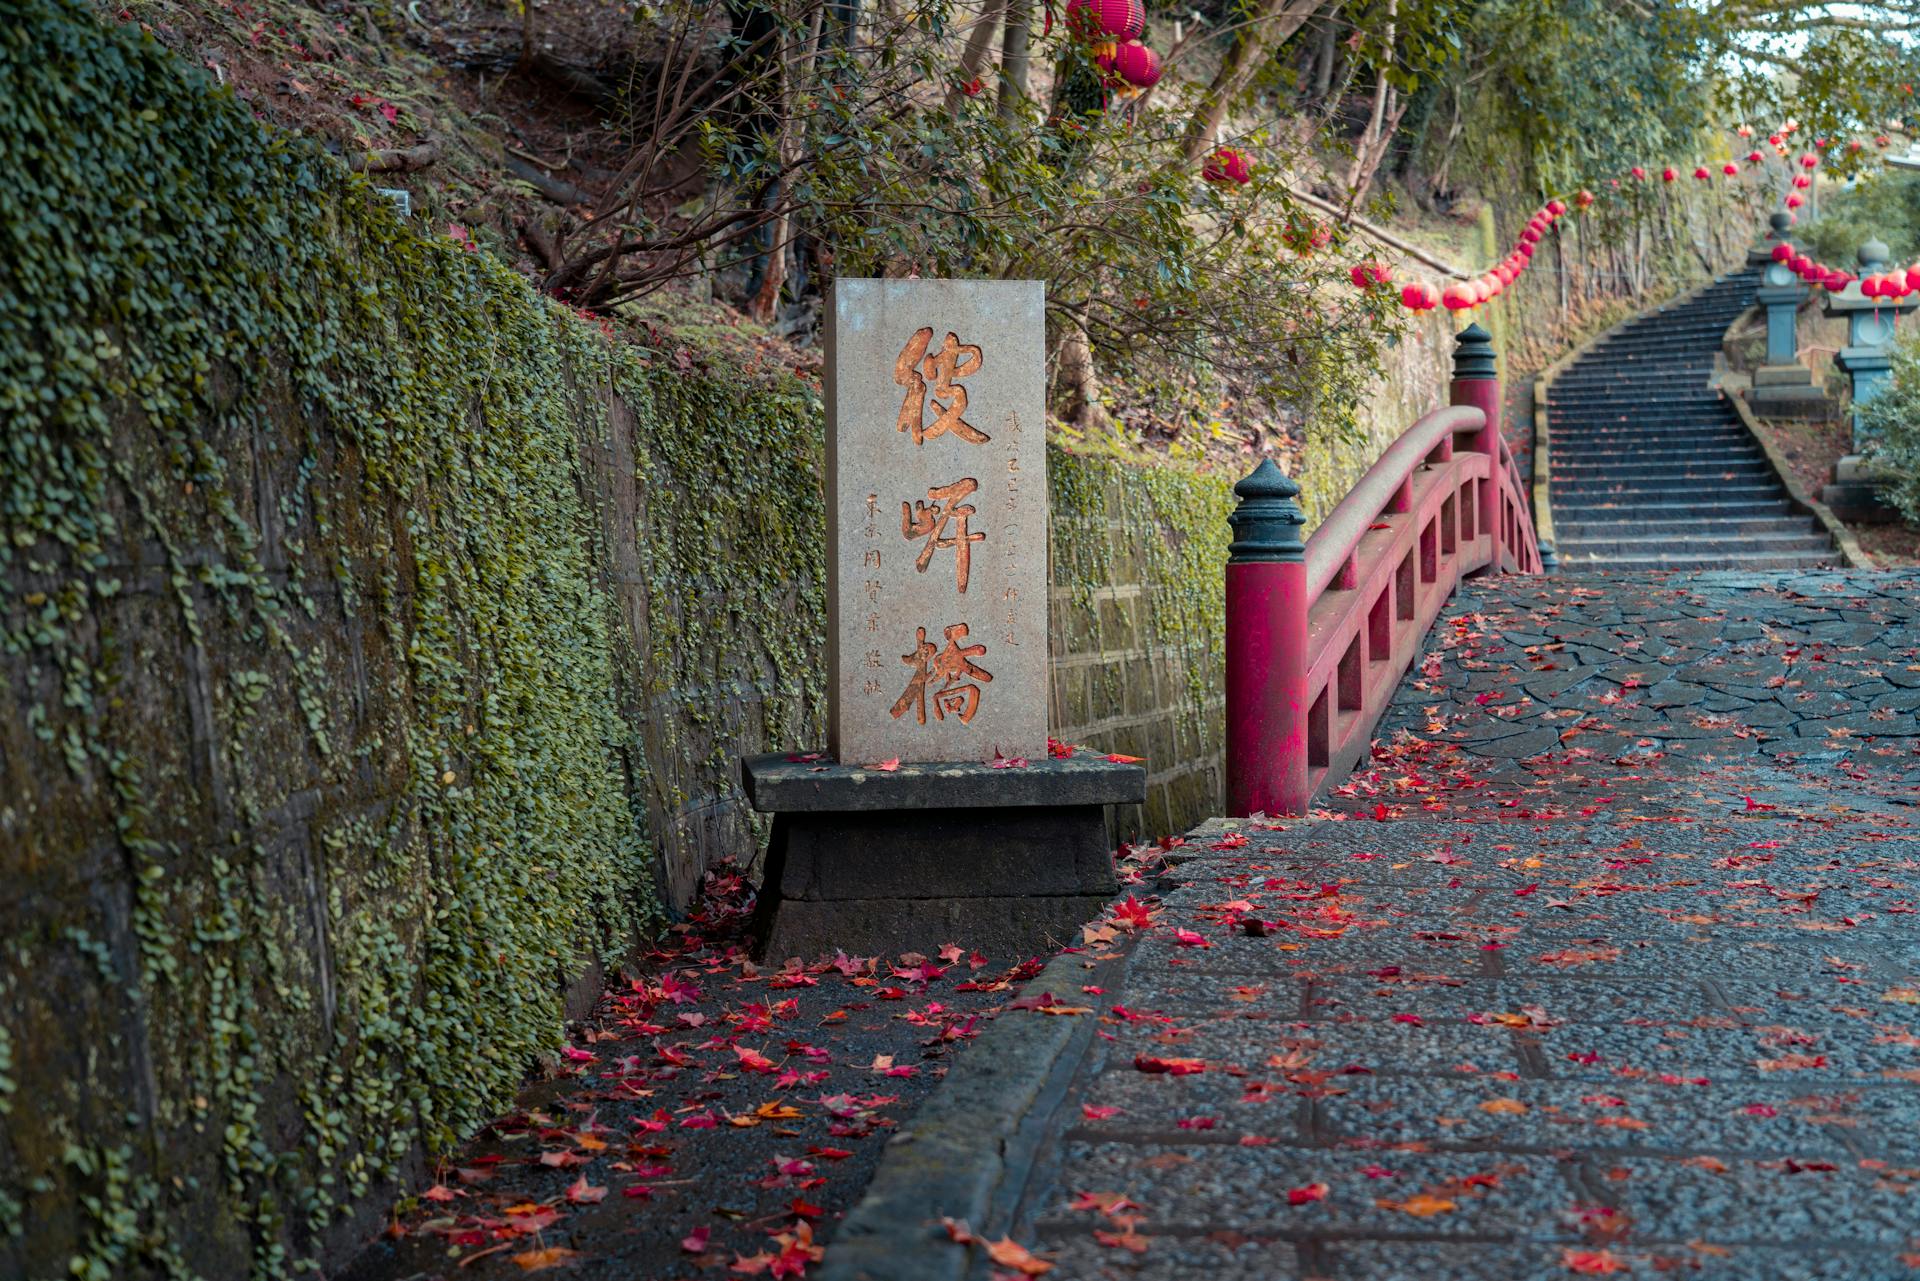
[1224,459,1309,817]
[1448,322,1504,570]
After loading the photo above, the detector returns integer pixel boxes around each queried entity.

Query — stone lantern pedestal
[1747,216,1830,419]
[1821,238,1916,521]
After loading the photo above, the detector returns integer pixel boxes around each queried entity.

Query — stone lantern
[1820,236,1917,520]
[1747,213,1829,418]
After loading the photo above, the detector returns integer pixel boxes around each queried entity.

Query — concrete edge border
[1718,304,1872,569]
[1529,271,1732,571]
[811,942,1114,1281]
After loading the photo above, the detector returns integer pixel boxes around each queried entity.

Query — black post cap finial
[1228,458,1306,564]
[1767,211,1793,239]
[1452,321,1497,382]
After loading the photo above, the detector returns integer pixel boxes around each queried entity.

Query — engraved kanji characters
[889,623,993,725]
[901,477,984,592]
[894,327,990,446]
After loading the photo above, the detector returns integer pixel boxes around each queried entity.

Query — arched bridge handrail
[1305,404,1487,602]
[1224,326,1543,819]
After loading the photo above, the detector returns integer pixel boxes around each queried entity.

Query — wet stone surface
[1003,571,1920,1279]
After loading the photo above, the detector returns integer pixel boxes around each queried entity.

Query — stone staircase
[1547,269,1838,569]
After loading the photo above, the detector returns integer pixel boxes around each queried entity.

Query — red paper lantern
[1098,40,1161,89]
[1877,135,1892,149]
[1823,270,1850,292]
[1631,166,1647,180]
[1441,283,1470,311]
[1738,125,1753,138]
[1793,174,1812,189]
[1863,274,1885,299]
[1722,162,1738,176]
[1202,147,1252,185]
[1517,241,1535,259]
[1521,225,1542,244]
[1692,166,1710,180]
[1575,189,1595,208]
[1662,167,1678,182]
[1546,198,1567,216]
[1800,152,1819,169]
[1785,194,1804,209]
[1790,253,1811,274]
[1747,150,1764,163]
[1771,243,1792,262]
[1400,283,1426,310]
[1768,134,1783,147]
[1907,264,1920,291]
[1067,0,1144,43]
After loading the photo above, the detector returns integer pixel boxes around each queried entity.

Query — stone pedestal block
[742,753,1146,960]
[1753,365,1814,388]
[1822,455,1900,523]
[1747,364,1832,419]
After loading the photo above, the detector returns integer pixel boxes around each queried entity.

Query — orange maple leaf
[983,1237,1053,1275]
[512,1247,582,1272]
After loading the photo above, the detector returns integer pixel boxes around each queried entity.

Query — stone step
[1556,532,1833,556]
[1553,498,1799,519]
[1554,481,1787,500]
[1556,515,1820,538]
[1552,442,1754,456]
[1552,427,1753,440]
[1551,549,1837,570]
[1552,462,1775,480]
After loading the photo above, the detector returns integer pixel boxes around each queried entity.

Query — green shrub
[1861,332,1920,520]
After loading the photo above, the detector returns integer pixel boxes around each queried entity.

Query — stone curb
[812,936,1124,1281]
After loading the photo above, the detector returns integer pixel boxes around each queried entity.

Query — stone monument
[1747,214,1830,420]
[1821,237,1916,521]
[741,279,1144,959]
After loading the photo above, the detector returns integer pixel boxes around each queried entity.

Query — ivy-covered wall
[0,3,831,1276]
[0,5,1239,1277]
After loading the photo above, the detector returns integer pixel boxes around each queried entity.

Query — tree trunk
[1055,320,1110,432]
[1182,0,1327,164]
[998,0,1032,120]
[1343,0,1394,195]
[945,0,1008,113]
[1312,14,1337,100]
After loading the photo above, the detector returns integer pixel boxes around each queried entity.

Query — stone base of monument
[1746,367,1832,419]
[1822,455,1900,523]
[740,753,1146,961]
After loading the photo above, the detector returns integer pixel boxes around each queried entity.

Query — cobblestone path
[833,571,1920,1281]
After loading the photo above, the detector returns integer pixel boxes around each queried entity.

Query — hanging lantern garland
[1363,115,1911,318]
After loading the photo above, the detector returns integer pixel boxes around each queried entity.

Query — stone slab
[825,278,1048,764]
[1751,365,1814,388]
[742,751,1147,812]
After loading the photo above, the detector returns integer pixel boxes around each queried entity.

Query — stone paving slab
[818,571,1920,1281]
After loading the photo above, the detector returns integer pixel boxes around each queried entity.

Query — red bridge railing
[1225,323,1542,816]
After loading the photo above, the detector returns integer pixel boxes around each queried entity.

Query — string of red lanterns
[1768,240,1920,300]
[1351,117,1911,317]
[1033,23,1914,318]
